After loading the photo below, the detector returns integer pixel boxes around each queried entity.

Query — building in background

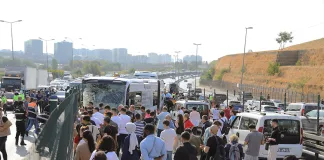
[96,49,113,61]
[148,52,159,64]
[183,55,202,63]
[24,39,43,56]
[54,41,73,64]
[112,48,128,64]
[159,54,172,64]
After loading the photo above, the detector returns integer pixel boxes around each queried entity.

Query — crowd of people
[73,102,300,160]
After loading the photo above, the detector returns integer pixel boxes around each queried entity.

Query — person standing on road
[140,124,166,160]
[267,119,281,160]
[211,105,220,121]
[0,109,12,160]
[14,101,27,146]
[36,91,44,113]
[189,107,201,127]
[25,98,39,136]
[160,120,177,160]
[93,107,104,124]
[244,124,264,160]
[134,113,145,137]
[1,95,7,116]
[174,131,198,160]
[121,122,141,160]
[156,107,169,137]
[117,107,131,157]
[75,130,96,160]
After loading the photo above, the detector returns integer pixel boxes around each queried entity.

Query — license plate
[278,148,290,152]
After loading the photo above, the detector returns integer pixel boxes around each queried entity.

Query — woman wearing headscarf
[0,108,12,160]
[121,122,141,160]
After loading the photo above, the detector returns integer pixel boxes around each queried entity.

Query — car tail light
[301,109,305,116]
[321,127,324,136]
[278,107,281,110]
[258,127,263,133]
[300,128,303,144]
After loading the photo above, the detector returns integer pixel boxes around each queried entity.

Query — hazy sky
[0,0,323,61]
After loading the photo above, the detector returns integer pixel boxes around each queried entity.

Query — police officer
[14,101,27,146]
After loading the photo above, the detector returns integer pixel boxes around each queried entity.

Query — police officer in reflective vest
[14,101,27,146]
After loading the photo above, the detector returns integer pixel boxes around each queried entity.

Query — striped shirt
[134,120,146,137]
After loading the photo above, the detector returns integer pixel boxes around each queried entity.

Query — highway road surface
[3,112,36,160]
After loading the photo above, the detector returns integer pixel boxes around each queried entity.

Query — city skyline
[0,0,323,62]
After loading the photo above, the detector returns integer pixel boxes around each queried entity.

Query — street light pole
[0,20,22,60]
[175,51,181,81]
[39,38,55,70]
[193,43,201,97]
[239,27,253,101]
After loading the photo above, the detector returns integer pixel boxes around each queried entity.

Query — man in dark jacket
[201,115,212,136]
[14,101,27,145]
[174,131,198,160]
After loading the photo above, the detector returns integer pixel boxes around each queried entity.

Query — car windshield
[4,93,14,99]
[305,110,324,117]
[3,79,21,85]
[261,101,275,106]
[263,106,278,112]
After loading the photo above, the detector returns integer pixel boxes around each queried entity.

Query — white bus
[134,71,158,79]
[82,77,165,110]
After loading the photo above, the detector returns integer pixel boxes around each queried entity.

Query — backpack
[220,119,230,135]
[228,143,240,160]
[211,136,225,160]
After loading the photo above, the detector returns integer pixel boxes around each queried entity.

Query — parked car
[254,105,281,112]
[55,91,66,103]
[286,103,324,116]
[300,110,324,133]
[228,112,303,159]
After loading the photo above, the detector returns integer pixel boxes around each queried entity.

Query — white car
[253,105,281,112]
[300,109,324,133]
[228,112,303,159]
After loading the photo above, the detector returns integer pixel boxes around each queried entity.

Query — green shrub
[216,68,230,80]
[267,62,280,76]
[295,60,301,66]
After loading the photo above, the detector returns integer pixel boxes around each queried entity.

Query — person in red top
[183,113,194,129]
[224,106,233,120]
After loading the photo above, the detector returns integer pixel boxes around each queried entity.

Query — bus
[82,77,165,110]
[134,71,158,79]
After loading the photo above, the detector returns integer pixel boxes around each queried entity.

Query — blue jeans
[26,118,39,134]
[166,151,172,160]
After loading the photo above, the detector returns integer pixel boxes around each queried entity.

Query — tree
[52,58,58,70]
[128,68,136,74]
[276,31,293,50]
[83,63,101,76]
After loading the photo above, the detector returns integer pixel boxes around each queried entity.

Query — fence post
[259,92,262,112]
[49,95,58,113]
[284,92,287,111]
[227,90,229,107]
[204,88,205,101]
[316,94,321,160]
[295,92,297,102]
[242,91,245,112]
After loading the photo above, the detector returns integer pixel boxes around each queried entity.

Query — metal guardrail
[303,132,324,160]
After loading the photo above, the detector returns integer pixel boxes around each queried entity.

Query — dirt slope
[214,38,324,96]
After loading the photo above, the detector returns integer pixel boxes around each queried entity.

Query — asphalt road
[3,111,36,160]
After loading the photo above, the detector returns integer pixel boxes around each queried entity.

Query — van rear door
[261,119,302,158]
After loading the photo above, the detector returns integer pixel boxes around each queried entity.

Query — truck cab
[1,71,23,92]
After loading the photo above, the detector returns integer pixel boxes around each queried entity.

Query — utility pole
[0,20,22,60]
[175,51,181,81]
[239,27,253,101]
[193,43,201,97]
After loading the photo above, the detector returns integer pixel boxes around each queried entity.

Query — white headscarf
[126,122,138,154]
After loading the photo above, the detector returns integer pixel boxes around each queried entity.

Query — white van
[228,112,303,159]
[286,103,323,116]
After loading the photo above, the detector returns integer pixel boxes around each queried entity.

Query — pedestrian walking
[140,124,166,160]
[117,107,131,157]
[14,101,27,146]
[75,130,96,160]
[225,134,243,160]
[93,151,108,160]
[156,107,169,137]
[174,131,198,160]
[267,119,281,160]
[0,109,12,160]
[25,98,39,136]
[189,107,201,127]
[89,135,119,160]
[244,124,264,160]
[160,120,177,160]
[183,113,194,129]
[134,113,145,137]
[174,114,184,151]
[121,123,141,160]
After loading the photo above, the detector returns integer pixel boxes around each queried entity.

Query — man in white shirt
[117,107,131,157]
[189,107,201,127]
[212,105,220,121]
[88,110,102,128]
[160,120,177,160]
[93,107,104,123]
[178,106,185,115]
[111,108,121,134]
